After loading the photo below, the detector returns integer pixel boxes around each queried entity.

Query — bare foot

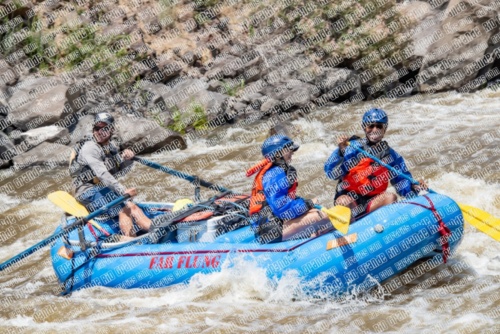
[119,235,135,242]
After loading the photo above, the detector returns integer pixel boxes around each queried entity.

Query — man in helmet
[70,112,151,240]
[324,108,426,219]
[247,135,331,243]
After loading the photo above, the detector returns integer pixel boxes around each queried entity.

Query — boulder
[8,80,72,131]
[115,114,187,154]
[206,54,242,79]
[68,115,94,146]
[259,97,280,114]
[177,90,228,116]
[151,78,208,110]
[314,67,358,93]
[416,0,500,92]
[66,83,86,112]
[0,131,15,168]
[0,62,19,86]
[262,80,321,110]
[12,142,72,169]
[19,126,70,148]
[156,58,183,81]
[0,84,9,109]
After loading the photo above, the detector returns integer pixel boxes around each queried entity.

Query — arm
[324,148,344,180]
[325,137,364,180]
[115,146,134,176]
[79,142,127,195]
[263,168,312,221]
[388,148,417,198]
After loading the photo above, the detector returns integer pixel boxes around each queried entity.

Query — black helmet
[94,112,114,126]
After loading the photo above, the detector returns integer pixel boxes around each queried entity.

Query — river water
[0,90,499,333]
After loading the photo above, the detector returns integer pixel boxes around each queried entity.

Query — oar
[315,204,351,234]
[348,142,500,241]
[133,157,231,193]
[48,191,110,236]
[59,191,231,294]
[0,194,131,272]
[137,157,352,235]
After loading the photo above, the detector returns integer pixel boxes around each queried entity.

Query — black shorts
[334,190,375,218]
[253,215,283,244]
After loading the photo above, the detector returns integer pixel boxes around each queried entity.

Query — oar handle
[0,194,131,272]
[348,142,436,194]
[133,157,232,193]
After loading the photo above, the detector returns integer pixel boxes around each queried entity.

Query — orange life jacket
[343,157,389,196]
[246,159,298,215]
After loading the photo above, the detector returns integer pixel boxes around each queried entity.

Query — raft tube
[51,193,464,294]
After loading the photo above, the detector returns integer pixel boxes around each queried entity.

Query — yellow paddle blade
[47,191,104,231]
[48,191,90,216]
[172,198,194,212]
[458,203,500,241]
[322,206,351,235]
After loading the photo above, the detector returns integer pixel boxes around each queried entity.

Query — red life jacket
[343,157,389,196]
[246,159,298,215]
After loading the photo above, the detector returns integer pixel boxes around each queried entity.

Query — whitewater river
[0,90,499,333]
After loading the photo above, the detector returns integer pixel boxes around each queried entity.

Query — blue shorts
[77,186,126,219]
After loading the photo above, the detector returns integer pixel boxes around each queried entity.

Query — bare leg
[118,203,152,241]
[119,206,136,240]
[128,202,152,231]
[282,209,330,241]
[335,195,357,209]
[367,192,397,213]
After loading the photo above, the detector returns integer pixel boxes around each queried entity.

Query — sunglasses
[366,123,385,129]
[93,125,113,132]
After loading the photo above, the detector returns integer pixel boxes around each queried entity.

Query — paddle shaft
[133,157,231,193]
[348,143,436,194]
[0,194,130,272]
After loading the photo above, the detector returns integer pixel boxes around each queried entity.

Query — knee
[386,193,397,203]
[121,206,132,215]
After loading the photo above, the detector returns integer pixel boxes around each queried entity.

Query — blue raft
[51,193,464,294]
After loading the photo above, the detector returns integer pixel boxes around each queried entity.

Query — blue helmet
[261,135,299,159]
[362,108,388,128]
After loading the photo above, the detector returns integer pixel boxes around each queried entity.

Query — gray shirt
[74,140,133,197]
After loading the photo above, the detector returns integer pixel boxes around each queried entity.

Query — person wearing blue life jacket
[247,135,331,244]
[324,108,427,219]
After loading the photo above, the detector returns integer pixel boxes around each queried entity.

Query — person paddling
[247,135,331,243]
[324,108,426,219]
[70,112,151,240]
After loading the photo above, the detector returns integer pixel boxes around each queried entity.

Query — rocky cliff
[0,0,499,169]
